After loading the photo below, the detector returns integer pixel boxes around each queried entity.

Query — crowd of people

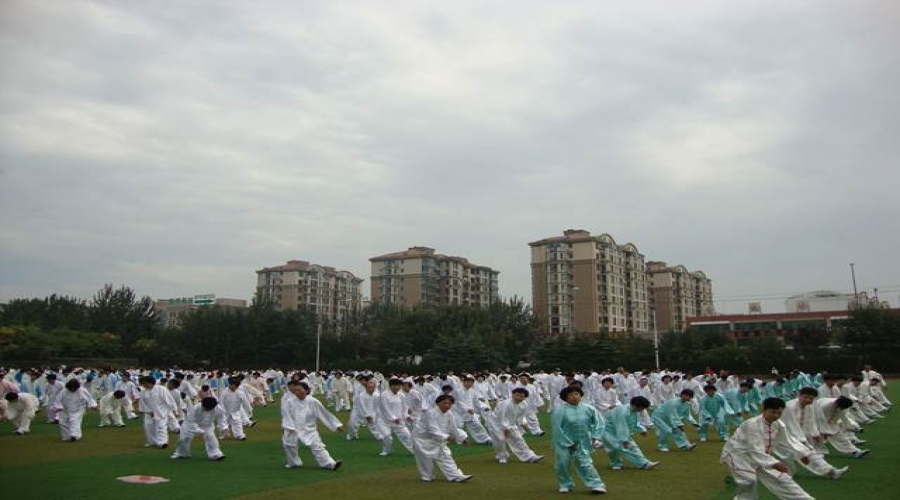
[0,364,892,498]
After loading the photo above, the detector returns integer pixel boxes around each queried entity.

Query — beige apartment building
[529,230,653,337]
[255,260,363,321]
[530,229,714,336]
[648,261,714,333]
[370,246,499,307]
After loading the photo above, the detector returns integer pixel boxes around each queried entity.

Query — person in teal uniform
[552,385,607,494]
[698,384,736,441]
[601,396,660,470]
[652,389,698,452]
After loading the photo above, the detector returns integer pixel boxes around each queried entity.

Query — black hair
[65,379,80,391]
[113,390,126,398]
[762,397,786,410]
[798,387,818,397]
[511,387,529,397]
[559,386,584,401]
[435,394,455,405]
[680,389,695,398]
[139,375,155,385]
[389,378,403,386]
[630,396,651,409]
[835,396,853,409]
[4,392,18,402]
[703,384,717,392]
[601,377,614,385]
[201,397,218,410]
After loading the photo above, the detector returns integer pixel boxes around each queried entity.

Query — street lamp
[315,320,322,373]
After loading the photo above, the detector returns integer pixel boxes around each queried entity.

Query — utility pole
[850,263,859,308]
[315,321,322,373]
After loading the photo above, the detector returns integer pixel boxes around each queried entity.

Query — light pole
[315,320,322,373]
[850,263,859,308]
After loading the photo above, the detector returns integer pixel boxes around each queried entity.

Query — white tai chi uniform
[379,388,415,455]
[281,392,342,469]
[412,405,470,482]
[4,393,39,434]
[52,388,97,441]
[485,398,541,463]
[781,399,842,478]
[720,415,813,500]
[219,387,252,440]
[138,384,175,447]
[812,398,862,456]
[97,393,130,427]
[172,403,227,460]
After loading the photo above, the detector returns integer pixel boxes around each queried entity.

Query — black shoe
[69,436,77,442]
[159,443,169,449]
[331,460,342,471]
[214,455,226,461]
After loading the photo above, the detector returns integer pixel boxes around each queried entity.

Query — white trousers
[413,442,467,481]
[382,422,415,454]
[143,414,168,446]
[722,451,814,500]
[59,409,85,440]
[175,426,223,459]
[99,409,124,427]
[283,430,336,468]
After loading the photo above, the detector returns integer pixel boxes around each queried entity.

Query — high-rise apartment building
[530,229,713,336]
[648,261,714,333]
[529,230,653,337]
[369,246,499,307]
[255,260,363,321]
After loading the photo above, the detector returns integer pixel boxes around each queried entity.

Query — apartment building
[648,261,714,333]
[529,230,653,337]
[369,246,499,307]
[255,260,363,321]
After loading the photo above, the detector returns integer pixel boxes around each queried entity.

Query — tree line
[1,285,898,372]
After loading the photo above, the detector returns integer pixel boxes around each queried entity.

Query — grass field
[0,384,895,500]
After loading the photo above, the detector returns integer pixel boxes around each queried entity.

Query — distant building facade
[648,261,714,333]
[530,229,714,337]
[155,295,247,329]
[369,246,499,307]
[255,260,363,321]
[785,290,887,313]
[529,230,654,337]
[686,310,852,346]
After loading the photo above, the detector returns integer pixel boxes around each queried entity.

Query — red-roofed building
[686,310,852,345]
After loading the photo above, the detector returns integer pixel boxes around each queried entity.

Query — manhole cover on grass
[117,475,170,484]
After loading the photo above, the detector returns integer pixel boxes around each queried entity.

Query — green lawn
[0,384,895,500]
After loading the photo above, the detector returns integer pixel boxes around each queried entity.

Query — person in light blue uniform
[652,389,698,452]
[723,381,753,427]
[551,385,607,494]
[698,384,735,441]
[601,396,659,471]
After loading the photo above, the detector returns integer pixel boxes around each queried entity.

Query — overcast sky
[1,0,897,314]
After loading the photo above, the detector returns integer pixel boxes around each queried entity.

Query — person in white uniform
[720,397,814,500]
[412,394,473,483]
[281,380,344,471]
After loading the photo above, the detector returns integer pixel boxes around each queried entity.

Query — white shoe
[658,448,670,452]
[498,458,507,464]
[558,487,571,493]
[832,466,849,479]
[699,437,708,442]
[611,465,623,470]
[590,487,607,494]
[530,455,544,463]
[452,474,473,483]
[641,461,660,470]
[854,449,870,458]
[379,451,390,457]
